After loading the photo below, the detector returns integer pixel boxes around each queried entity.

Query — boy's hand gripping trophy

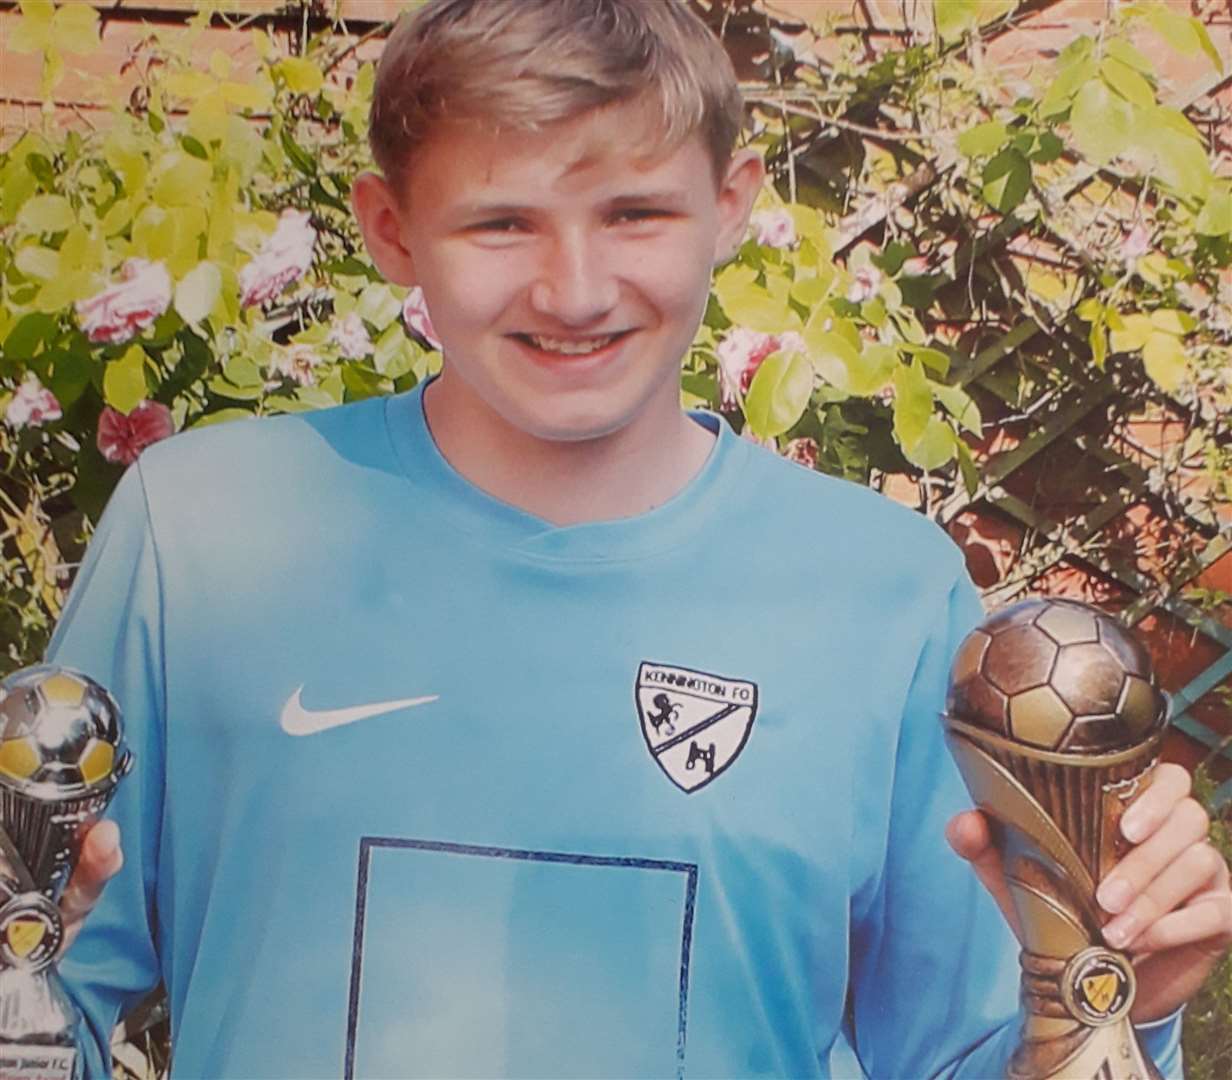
[944,598,1168,1080]
[0,665,132,1080]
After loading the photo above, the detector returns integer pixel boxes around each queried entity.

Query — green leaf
[1195,188,1232,237]
[47,348,93,408]
[1191,19,1224,74]
[3,313,57,359]
[1149,309,1196,336]
[744,350,813,437]
[341,363,392,402]
[14,245,59,280]
[1076,298,1103,321]
[956,438,980,496]
[905,345,950,376]
[790,273,834,308]
[9,1,53,53]
[981,148,1031,214]
[714,266,794,333]
[373,323,410,375]
[892,360,932,447]
[932,382,982,436]
[190,408,253,429]
[804,331,857,394]
[1029,132,1064,164]
[847,344,898,396]
[1109,313,1153,352]
[1088,317,1107,370]
[1069,79,1134,164]
[103,346,149,413]
[356,283,402,330]
[208,377,263,402]
[53,3,99,54]
[934,0,980,42]
[279,128,317,177]
[1152,128,1213,201]
[1039,56,1096,119]
[174,261,222,325]
[276,58,324,95]
[17,194,74,235]
[1106,38,1153,74]
[1141,331,1187,392]
[1100,57,1155,108]
[1146,7,1202,57]
[903,416,957,471]
[151,152,212,209]
[957,121,1007,159]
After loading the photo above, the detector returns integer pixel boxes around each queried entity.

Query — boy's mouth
[512,331,632,356]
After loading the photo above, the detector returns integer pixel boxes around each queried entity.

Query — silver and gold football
[0,665,130,799]
[946,597,1167,753]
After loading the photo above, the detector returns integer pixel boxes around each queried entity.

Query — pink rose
[270,343,321,386]
[750,208,796,249]
[4,375,62,429]
[716,327,805,408]
[76,259,172,345]
[239,209,316,308]
[96,400,174,465]
[783,437,819,470]
[402,286,441,350]
[328,312,372,360]
[845,266,882,303]
[1121,224,1150,262]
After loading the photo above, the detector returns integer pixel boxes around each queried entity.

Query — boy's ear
[351,172,417,286]
[712,149,765,266]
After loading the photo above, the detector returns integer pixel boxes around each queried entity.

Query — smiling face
[355,101,761,452]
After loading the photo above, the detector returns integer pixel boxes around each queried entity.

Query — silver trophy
[0,665,131,1080]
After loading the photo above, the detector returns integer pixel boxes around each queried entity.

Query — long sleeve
[846,570,1184,1078]
[45,464,166,1079]
[846,571,1021,1078]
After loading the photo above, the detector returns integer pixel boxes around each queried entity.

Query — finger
[1097,796,1209,915]
[60,819,123,924]
[946,811,1021,936]
[1126,890,1232,955]
[1103,841,1226,949]
[1120,763,1191,844]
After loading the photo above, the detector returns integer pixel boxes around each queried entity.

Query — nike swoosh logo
[280,686,439,736]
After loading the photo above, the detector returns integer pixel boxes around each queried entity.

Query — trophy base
[1009,1015,1162,1080]
[0,1043,77,1080]
[0,967,83,1080]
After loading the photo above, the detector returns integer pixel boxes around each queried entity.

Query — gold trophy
[944,598,1168,1080]
[0,665,132,1080]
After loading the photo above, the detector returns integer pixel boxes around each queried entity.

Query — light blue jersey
[47,384,1182,1078]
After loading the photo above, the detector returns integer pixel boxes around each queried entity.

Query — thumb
[946,809,1021,939]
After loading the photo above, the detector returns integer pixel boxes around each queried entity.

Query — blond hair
[369,0,743,189]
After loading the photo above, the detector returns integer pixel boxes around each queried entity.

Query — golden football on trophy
[944,597,1168,1080]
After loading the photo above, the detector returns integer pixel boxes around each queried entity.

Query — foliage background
[0,0,1229,1075]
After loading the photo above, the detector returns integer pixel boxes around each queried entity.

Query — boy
[46,1,1231,1076]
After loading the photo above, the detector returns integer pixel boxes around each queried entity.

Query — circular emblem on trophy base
[1062,946,1135,1026]
[0,889,63,971]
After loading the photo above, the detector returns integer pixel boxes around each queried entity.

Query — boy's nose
[528,232,619,326]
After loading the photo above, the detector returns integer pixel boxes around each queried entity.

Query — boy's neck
[421,376,716,527]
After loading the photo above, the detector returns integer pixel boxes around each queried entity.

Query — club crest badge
[1061,946,1134,1027]
[636,662,758,793]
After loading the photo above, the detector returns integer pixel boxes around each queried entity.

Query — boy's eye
[471,218,528,234]
[612,208,669,225]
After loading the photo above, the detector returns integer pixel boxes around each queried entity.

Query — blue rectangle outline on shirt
[344,836,700,1080]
